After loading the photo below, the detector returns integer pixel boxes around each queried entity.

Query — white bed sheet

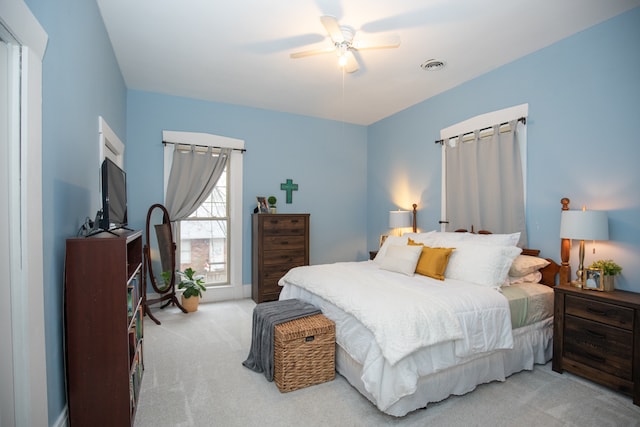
[278,261,516,412]
[336,317,553,417]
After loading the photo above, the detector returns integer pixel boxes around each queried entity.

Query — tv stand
[64,229,144,425]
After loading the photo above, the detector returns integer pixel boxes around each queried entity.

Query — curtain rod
[434,116,527,145]
[162,140,246,153]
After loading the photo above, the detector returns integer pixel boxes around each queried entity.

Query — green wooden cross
[280,179,298,204]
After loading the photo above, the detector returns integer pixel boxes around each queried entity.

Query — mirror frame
[143,203,186,324]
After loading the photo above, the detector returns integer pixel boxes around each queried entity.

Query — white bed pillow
[508,255,550,277]
[378,244,423,276]
[505,271,543,285]
[445,243,522,288]
[422,232,467,247]
[429,231,521,247]
[373,235,409,264]
[401,231,436,245]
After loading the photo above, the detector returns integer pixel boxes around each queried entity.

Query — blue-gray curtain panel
[165,146,231,221]
[445,120,527,247]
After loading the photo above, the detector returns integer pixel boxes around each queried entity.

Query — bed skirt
[336,317,553,417]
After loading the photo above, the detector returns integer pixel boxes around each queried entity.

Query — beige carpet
[134,299,640,427]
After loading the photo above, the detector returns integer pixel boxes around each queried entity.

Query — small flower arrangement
[588,259,622,276]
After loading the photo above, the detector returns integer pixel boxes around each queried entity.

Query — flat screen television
[100,158,128,231]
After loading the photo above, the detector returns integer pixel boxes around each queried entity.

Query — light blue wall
[368,7,640,292]
[20,0,640,424]
[126,91,369,284]
[25,0,127,422]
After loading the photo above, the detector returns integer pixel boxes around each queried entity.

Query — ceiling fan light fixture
[421,59,446,71]
[290,16,400,74]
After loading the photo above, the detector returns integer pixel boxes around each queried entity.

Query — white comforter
[279,261,514,410]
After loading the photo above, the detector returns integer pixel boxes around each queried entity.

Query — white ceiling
[96,0,639,126]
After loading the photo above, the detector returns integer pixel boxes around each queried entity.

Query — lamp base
[570,280,583,289]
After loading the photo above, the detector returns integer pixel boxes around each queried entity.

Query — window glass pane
[180,240,191,264]
[189,172,226,218]
[177,166,229,285]
[179,219,227,284]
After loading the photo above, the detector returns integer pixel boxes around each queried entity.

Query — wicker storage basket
[274,314,336,392]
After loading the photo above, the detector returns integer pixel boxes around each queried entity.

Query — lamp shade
[560,210,609,241]
[389,210,411,229]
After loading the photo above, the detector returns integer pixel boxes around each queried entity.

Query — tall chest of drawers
[251,213,310,303]
[553,284,640,406]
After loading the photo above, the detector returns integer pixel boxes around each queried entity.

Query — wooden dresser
[251,213,309,303]
[553,284,640,406]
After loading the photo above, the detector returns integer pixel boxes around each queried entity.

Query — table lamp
[389,210,412,236]
[559,208,609,287]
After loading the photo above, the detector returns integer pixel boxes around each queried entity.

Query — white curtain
[165,145,231,221]
[445,120,527,246]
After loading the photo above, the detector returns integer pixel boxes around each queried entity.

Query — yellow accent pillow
[407,238,423,246]
[416,246,455,280]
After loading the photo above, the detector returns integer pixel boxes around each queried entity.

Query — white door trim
[0,0,49,426]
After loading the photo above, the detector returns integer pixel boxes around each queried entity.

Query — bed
[278,230,560,417]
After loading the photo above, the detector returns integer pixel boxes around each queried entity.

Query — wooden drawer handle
[586,329,606,340]
[586,306,615,317]
[584,351,606,364]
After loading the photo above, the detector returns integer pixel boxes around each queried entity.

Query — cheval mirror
[143,203,186,325]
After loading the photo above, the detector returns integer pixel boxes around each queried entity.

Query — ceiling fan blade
[320,15,344,43]
[344,50,359,73]
[290,46,336,59]
[352,34,401,50]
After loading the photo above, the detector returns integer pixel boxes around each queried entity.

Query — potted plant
[177,267,206,312]
[587,259,622,291]
[267,195,277,214]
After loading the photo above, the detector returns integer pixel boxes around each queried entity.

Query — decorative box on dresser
[553,284,640,406]
[64,229,144,426]
[252,213,309,303]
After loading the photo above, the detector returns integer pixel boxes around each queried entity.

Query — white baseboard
[242,283,251,299]
[146,284,252,303]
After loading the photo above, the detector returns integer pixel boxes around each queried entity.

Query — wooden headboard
[521,248,560,288]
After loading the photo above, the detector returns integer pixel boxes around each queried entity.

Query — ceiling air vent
[421,59,445,71]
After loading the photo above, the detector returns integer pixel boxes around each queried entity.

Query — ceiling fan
[290,15,401,73]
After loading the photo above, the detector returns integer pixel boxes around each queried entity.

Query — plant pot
[269,207,277,214]
[603,275,615,292]
[181,295,200,312]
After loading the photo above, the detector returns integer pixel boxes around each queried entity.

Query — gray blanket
[242,299,321,381]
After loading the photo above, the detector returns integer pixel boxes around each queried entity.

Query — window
[162,130,244,301]
[439,104,528,232]
[176,166,229,285]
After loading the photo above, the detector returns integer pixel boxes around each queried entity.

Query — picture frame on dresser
[256,196,269,213]
[584,268,604,291]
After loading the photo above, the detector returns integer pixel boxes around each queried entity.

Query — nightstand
[553,284,640,406]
